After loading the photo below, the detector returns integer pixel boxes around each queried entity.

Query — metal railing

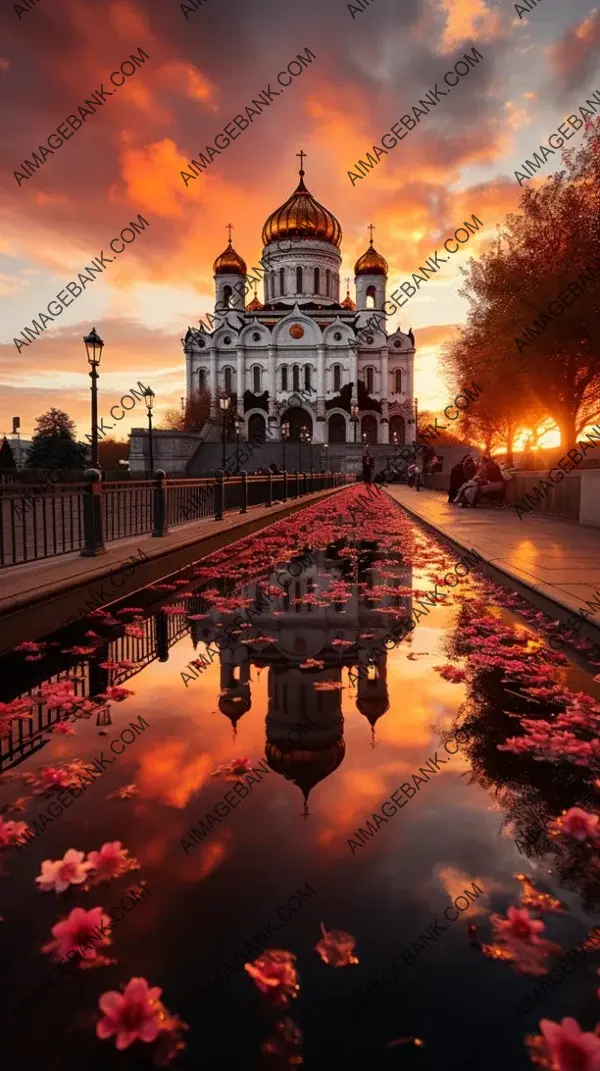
[0,470,353,568]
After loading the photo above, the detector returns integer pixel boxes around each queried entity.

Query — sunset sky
[1,0,599,443]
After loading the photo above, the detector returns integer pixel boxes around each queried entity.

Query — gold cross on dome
[226,223,233,243]
[368,223,375,244]
[297,149,306,172]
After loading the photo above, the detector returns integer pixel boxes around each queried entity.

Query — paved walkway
[385,486,600,638]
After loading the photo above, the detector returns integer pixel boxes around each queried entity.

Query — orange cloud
[547,9,600,80]
[432,0,504,52]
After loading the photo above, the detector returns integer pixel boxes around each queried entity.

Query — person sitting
[448,456,467,503]
[463,455,477,481]
[456,456,504,508]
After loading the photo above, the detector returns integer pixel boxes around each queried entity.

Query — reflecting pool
[1,485,600,1070]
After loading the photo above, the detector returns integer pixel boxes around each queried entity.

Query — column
[185,346,193,400]
[379,347,389,443]
[350,340,358,406]
[209,345,218,419]
[317,345,326,431]
[268,345,277,426]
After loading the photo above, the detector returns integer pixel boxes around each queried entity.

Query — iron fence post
[240,470,248,514]
[267,472,273,507]
[215,470,225,521]
[80,469,107,557]
[153,469,168,536]
[282,470,288,503]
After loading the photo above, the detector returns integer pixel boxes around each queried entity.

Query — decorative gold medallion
[289,323,304,339]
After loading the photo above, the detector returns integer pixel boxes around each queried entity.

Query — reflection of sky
[2,544,600,1068]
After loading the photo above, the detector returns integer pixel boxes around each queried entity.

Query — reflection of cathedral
[191,545,413,813]
[183,155,416,445]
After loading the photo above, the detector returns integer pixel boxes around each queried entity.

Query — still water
[1,485,600,1070]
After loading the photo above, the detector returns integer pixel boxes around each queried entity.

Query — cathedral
[183,155,416,446]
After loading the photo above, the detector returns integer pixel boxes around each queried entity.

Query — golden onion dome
[262,161,342,248]
[214,238,247,276]
[355,237,388,277]
[341,285,356,310]
[246,285,263,311]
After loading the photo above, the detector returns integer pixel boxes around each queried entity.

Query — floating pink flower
[96,977,163,1050]
[315,923,359,967]
[42,905,111,962]
[95,686,134,702]
[87,841,138,882]
[51,721,75,735]
[493,906,545,944]
[538,1016,600,1071]
[553,807,600,842]
[212,757,253,780]
[36,849,92,893]
[245,949,299,1006]
[0,817,29,847]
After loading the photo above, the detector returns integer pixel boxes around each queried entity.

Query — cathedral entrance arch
[361,414,378,444]
[328,413,346,443]
[247,413,266,444]
[281,408,313,442]
[389,415,406,445]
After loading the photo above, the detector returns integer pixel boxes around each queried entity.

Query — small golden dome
[355,237,388,277]
[247,285,263,311]
[214,238,247,276]
[262,160,342,248]
[341,286,356,310]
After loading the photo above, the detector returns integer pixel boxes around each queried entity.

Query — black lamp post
[351,404,359,444]
[299,426,309,471]
[144,387,155,476]
[219,395,230,469]
[234,414,242,472]
[83,327,104,469]
[322,443,328,472]
[281,421,290,472]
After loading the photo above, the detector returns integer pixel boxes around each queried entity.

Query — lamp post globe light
[83,327,104,469]
[219,395,230,470]
[351,404,359,444]
[281,420,290,472]
[144,387,155,476]
[322,443,328,472]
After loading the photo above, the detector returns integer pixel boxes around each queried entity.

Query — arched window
[280,267,285,296]
[292,364,300,391]
[281,365,288,391]
[253,366,261,394]
[314,267,320,294]
[224,366,233,393]
[365,366,374,394]
[325,269,331,297]
[270,272,276,300]
[395,369,402,393]
[366,285,376,309]
[304,365,311,391]
[333,364,341,392]
[222,285,233,308]
[198,368,207,391]
[296,266,303,294]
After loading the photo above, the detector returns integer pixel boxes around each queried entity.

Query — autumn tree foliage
[160,390,211,432]
[442,118,600,451]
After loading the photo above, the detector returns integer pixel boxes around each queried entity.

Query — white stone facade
[182,171,416,446]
